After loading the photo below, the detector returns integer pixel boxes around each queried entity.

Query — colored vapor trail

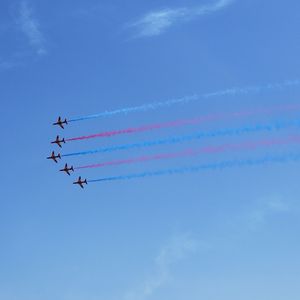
[65,104,300,142]
[62,118,300,157]
[69,79,300,122]
[75,136,300,170]
[88,152,300,183]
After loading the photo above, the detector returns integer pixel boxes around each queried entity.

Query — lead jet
[60,163,74,176]
[51,135,66,148]
[73,176,87,189]
[53,116,68,129]
[47,151,61,163]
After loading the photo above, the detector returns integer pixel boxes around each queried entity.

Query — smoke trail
[62,118,300,157]
[204,79,300,98]
[69,79,300,122]
[88,152,300,183]
[75,136,300,170]
[66,104,300,142]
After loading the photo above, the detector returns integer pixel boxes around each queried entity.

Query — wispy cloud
[246,196,290,230]
[129,8,189,38]
[125,234,209,300]
[17,1,46,55]
[0,52,26,71]
[128,0,235,38]
[0,60,15,71]
[123,195,295,299]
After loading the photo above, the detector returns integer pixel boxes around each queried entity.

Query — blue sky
[1,0,300,299]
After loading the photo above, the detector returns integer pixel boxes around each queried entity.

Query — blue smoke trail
[69,79,300,122]
[204,79,300,98]
[88,152,300,183]
[62,119,300,158]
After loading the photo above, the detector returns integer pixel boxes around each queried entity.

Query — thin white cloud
[123,196,295,300]
[0,60,14,70]
[0,53,26,71]
[17,1,46,55]
[125,234,209,300]
[246,196,290,230]
[129,0,235,38]
[129,8,189,37]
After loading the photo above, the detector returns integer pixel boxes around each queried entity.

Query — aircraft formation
[48,80,300,188]
[48,116,87,188]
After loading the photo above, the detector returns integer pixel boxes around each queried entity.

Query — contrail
[62,118,300,157]
[75,136,300,170]
[68,79,300,122]
[88,152,300,183]
[65,104,300,142]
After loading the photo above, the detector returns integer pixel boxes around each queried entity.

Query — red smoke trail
[66,104,300,142]
[75,135,300,170]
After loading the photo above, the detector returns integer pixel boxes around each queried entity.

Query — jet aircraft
[60,163,74,176]
[73,176,87,189]
[47,151,61,163]
[51,135,66,148]
[53,116,68,129]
